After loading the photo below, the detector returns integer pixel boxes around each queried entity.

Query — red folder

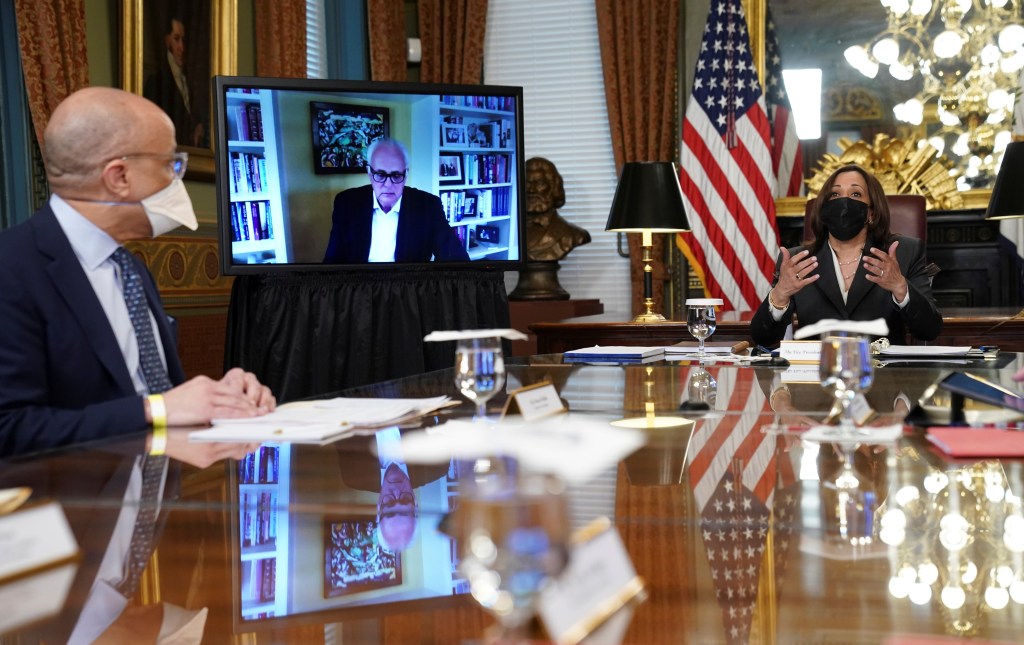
[926,427,1024,458]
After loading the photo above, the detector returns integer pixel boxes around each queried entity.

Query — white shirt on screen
[368,194,402,262]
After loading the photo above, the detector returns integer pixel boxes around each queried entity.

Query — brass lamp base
[633,310,667,323]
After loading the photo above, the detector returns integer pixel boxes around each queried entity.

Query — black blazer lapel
[354,187,375,262]
[31,209,136,394]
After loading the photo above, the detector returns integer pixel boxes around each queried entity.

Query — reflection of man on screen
[143,17,204,148]
[335,427,449,553]
[322,138,470,263]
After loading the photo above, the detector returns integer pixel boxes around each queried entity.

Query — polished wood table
[4,358,1024,644]
[532,307,1024,354]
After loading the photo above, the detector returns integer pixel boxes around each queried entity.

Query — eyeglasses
[118,152,189,179]
[380,492,415,509]
[369,167,407,184]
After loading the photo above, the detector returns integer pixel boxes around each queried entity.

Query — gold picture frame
[121,0,237,181]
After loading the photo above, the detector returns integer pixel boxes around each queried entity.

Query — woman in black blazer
[750,164,942,346]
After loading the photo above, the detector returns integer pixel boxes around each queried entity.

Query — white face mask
[142,177,198,237]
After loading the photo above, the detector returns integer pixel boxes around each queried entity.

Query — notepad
[190,396,454,444]
[563,346,665,362]
[926,428,1024,458]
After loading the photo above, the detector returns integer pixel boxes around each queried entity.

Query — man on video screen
[323,138,469,263]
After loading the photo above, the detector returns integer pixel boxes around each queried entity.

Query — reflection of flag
[765,8,804,198]
[687,368,776,644]
[677,0,780,312]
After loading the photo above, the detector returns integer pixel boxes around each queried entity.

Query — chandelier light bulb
[941,585,966,609]
[988,88,1011,111]
[999,24,1024,52]
[919,562,940,585]
[963,561,979,584]
[895,485,921,506]
[1001,51,1024,73]
[890,62,915,80]
[890,0,911,15]
[987,483,1006,501]
[924,473,948,494]
[910,0,932,15]
[933,30,965,58]
[1010,579,1024,603]
[996,565,1015,588]
[889,576,911,598]
[995,131,1012,152]
[874,37,901,65]
[985,585,1010,609]
[909,582,932,605]
[844,45,869,66]
[952,133,970,155]
[899,564,918,582]
[989,0,1009,7]
[928,135,947,154]
[981,44,1002,66]
[880,526,906,545]
[940,109,962,127]
[881,508,907,529]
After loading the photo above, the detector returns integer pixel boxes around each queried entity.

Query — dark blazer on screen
[0,205,186,457]
[322,185,470,264]
[749,235,942,347]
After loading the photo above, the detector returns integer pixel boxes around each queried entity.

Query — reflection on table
[3,356,1024,643]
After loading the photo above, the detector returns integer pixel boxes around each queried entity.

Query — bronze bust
[509,158,592,300]
[524,157,591,261]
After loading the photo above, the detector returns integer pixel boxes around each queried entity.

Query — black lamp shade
[605,161,691,232]
[986,141,1024,220]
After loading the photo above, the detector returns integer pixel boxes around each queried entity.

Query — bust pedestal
[508,261,570,301]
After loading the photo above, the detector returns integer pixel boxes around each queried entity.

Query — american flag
[765,8,804,198]
[677,0,780,312]
[686,367,794,644]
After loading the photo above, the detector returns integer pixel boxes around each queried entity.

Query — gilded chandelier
[843,0,1024,188]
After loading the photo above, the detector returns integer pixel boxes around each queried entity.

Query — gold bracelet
[148,394,168,456]
[767,289,788,311]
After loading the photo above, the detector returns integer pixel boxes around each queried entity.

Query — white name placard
[779,340,822,364]
[502,382,566,422]
[0,501,79,582]
[537,519,645,645]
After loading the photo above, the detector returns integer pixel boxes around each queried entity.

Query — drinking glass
[454,474,570,643]
[455,337,506,421]
[818,333,874,437]
[687,363,717,407]
[685,299,719,358]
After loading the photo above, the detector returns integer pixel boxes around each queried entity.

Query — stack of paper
[562,346,665,363]
[399,414,646,484]
[189,396,453,445]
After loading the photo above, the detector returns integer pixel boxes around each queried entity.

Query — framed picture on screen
[310,102,390,174]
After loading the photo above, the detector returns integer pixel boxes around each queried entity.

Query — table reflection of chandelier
[878,459,1024,636]
[843,0,1024,188]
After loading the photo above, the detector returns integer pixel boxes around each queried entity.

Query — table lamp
[605,161,691,322]
[985,141,1024,220]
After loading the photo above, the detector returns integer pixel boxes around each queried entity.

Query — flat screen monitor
[212,76,527,275]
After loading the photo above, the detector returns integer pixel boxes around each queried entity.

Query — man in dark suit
[322,138,470,264]
[143,16,204,148]
[0,86,275,457]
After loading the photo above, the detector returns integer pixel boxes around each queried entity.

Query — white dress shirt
[367,194,402,263]
[50,194,169,395]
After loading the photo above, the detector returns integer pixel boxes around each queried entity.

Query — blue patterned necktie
[116,455,166,598]
[111,247,173,394]
[111,248,172,598]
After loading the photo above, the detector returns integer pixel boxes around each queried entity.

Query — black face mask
[820,197,868,241]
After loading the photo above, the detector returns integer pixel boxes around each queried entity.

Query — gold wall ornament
[824,84,884,123]
[805,134,965,211]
